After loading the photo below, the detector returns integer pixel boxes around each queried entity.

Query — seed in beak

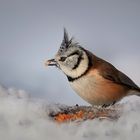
[44,59,57,67]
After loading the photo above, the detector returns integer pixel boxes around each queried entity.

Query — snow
[0,86,140,140]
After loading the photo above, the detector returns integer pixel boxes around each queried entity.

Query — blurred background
[0,0,140,105]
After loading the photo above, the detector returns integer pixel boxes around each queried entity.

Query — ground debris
[49,104,121,123]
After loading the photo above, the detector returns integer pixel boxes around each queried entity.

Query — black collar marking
[67,50,92,82]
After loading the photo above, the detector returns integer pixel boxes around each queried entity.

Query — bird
[45,29,140,107]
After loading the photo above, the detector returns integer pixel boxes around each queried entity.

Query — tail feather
[135,87,140,96]
[128,87,140,96]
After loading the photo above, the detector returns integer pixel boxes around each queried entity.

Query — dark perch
[49,105,121,123]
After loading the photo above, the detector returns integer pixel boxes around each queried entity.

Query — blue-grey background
[0,0,140,105]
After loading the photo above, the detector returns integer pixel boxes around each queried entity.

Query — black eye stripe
[59,57,66,62]
[68,51,80,57]
[59,51,82,62]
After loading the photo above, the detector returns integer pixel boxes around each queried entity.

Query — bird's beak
[44,59,58,67]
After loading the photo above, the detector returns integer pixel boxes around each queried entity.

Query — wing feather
[93,55,140,91]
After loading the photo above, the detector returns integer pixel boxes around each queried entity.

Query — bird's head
[45,29,89,79]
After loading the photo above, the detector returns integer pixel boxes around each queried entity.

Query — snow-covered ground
[0,86,140,140]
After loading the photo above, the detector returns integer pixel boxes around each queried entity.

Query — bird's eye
[59,57,66,62]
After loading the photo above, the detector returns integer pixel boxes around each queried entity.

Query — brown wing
[92,54,140,91]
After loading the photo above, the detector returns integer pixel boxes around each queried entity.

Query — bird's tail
[134,88,140,96]
[128,87,140,96]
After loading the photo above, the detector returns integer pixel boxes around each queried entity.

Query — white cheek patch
[65,55,79,68]
[61,52,89,78]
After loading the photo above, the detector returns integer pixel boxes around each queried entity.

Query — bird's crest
[58,28,75,53]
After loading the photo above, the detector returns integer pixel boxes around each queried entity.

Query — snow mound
[0,86,140,140]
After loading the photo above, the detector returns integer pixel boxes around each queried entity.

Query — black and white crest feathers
[59,28,74,53]
[63,28,69,46]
